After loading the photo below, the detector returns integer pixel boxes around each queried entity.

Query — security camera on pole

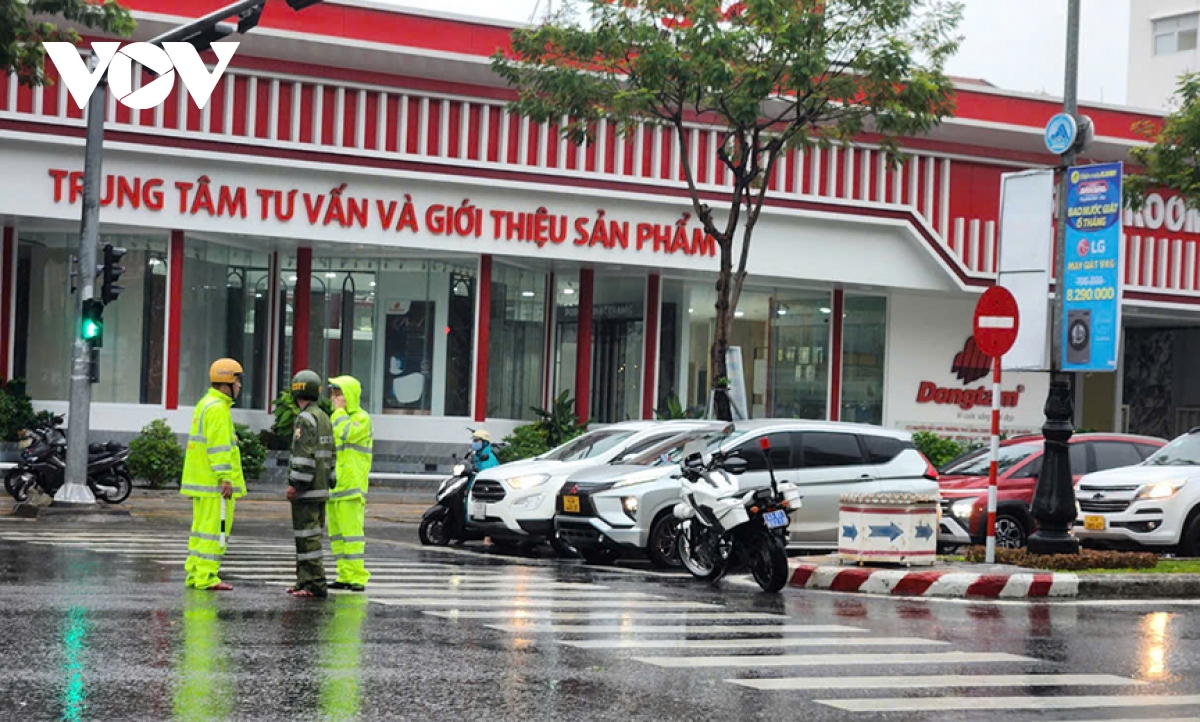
[56,0,325,506]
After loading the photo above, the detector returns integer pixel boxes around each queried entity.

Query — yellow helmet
[209,358,244,384]
[472,428,492,443]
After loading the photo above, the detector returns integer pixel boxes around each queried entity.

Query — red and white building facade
[1,0,1195,461]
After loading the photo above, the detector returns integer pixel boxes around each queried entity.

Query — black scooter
[5,415,133,504]
[419,454,487,546]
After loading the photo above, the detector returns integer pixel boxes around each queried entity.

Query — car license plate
[1084,515,1106,531]
[763,509,788,529]
[471,501,487,520]
[563,495,581,513]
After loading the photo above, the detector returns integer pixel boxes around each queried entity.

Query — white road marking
[818,695,1200,713]
[486,624,864,634]
[561,636,947,650]
[425,611,784,621]
[729,674,1140,691]
[263,585,661,600]
[635,652,1034,669]
[377,599,722,609]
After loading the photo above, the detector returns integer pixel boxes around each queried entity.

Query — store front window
[179,238,269,409]
[552,273,580,406]
[16,232,167,404]
[661,280,772,418]
[770,291,832,419]
[277,255,476,417]
[489,262,547,420]
[841,296,887,425]
[590,275,644,423]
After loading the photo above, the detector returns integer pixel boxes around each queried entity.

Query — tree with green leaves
[2,0,135,87]
[1127,74,1200,209]
[492,0,961,420]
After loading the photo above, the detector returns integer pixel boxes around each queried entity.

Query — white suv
[466,420,715,548]
[555,419,940,566]
[1075,429,1200,554]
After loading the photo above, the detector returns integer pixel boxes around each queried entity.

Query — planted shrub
[128,419,184,489]
[963,546,1158,571]
[498,392,589,463]
[234,423,267,481]
[0,378,37,442]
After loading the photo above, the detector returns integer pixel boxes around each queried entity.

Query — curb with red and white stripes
[789,563,1080,599]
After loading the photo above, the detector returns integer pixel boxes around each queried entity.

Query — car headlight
[1134,480,1186,501]
[505,474,551,490]
[950,498,976,520]
[612,471,665,489]
[621,496,639,519]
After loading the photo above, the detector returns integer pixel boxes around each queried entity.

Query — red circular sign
[973,286,1020,358]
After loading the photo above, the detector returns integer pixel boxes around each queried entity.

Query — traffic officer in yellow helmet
[327,375,373,591]
[181,358,247,591]
[285,369,334,599]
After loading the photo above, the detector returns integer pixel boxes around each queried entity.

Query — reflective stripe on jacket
[180,388,246,498]
[290,406,334,500]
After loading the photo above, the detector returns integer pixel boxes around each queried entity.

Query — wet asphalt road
[2,516,1200,722]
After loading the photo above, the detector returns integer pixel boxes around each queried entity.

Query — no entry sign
[974,286,1020,358]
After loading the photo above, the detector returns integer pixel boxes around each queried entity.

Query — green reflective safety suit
[328,376,372,587]
[290,402,334,596]
[320,593,367,721]
[180,387,246,590]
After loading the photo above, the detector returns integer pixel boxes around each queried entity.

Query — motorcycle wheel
[93,473,132,504]
[5,468,31,502]
[419,514,453,546]
[749,532,790,593]
[676,523,726,582]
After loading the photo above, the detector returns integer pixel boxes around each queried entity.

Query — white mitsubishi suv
[466,420,716,550]
[1076,428,1200,555]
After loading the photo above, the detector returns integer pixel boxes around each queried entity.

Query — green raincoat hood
[329,376,363,414]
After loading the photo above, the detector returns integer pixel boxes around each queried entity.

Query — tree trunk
[711,242,734,421]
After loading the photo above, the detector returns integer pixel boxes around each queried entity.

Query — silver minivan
[555,419,939,566]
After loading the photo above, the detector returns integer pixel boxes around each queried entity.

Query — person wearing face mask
[181,358,247,592]
[469,429,499,472]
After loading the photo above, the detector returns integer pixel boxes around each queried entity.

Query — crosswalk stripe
[425,611,782,621]
[560,637,947,650]
[486,624,864,634]
[224,576,601,590]
[634,652,1034,669]
[262,585,661,600]
[729,674,1141,691]
[817,695,1200,713]
[376,599,722,609]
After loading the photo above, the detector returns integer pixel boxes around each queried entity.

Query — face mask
[471,440,483,452]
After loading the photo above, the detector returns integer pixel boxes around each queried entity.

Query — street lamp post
[1028,0,1083,555]
[56,0,321,504]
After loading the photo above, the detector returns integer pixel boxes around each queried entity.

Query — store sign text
[915,382,1026,410]
[46,169,716,258]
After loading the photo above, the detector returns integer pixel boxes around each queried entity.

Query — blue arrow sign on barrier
[915,523,934,540]
[842,524,858,540]
[869,522,904,541]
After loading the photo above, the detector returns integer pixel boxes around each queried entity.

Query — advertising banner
[383,300,434,413]
[1062,162,1123,372]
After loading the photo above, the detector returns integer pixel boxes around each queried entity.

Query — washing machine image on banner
[383,300,435,413]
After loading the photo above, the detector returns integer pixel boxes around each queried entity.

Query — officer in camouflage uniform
[286,370,334,599]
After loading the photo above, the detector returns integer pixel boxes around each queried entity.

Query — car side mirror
[722,456,748,475]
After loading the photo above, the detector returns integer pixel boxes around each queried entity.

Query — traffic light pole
[59,69,107,504]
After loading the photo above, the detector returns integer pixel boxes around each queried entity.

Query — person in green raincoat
[327,376,373,591]
[286,370,334,599]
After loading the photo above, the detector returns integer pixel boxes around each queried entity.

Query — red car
[938,433,1166,549]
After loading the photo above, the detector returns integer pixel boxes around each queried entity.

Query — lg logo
[43,41,239,111]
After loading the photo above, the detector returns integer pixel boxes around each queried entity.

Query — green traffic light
[82,319,102,340]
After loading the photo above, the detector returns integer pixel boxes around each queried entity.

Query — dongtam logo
[43,41,239,111]
[916,336,1026,411]
[950,336,989,384]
